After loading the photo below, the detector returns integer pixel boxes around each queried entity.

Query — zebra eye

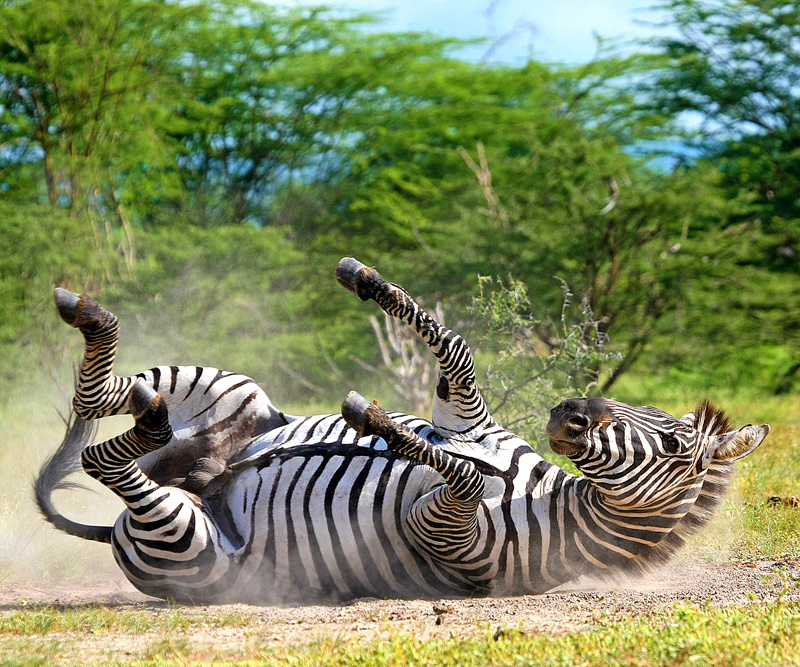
[662,434,681,454]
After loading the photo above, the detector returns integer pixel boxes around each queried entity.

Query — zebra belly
[220,452,477,601]
[109,413,571,602]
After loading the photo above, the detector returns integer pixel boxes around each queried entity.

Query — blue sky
[277,0,668,63]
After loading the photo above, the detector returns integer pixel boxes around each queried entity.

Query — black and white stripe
[36,262,769,603]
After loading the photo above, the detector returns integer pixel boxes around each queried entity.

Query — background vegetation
[2,0,799,416]
[1,2,799,664]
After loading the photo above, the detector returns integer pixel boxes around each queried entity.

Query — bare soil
[2,556,800,648]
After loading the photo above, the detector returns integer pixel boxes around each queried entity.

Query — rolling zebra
[36,258,770,603]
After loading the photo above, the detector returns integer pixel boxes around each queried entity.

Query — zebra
[36,257,770,603]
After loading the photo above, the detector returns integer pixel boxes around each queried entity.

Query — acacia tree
[0,0,201,215]
[166,1,418,228]
[314,51,719,392]
[645,0,800,392]
[0,0,754,399]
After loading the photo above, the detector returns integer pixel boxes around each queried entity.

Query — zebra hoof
[336,257,389,302]
[182,458,227,494]
[335,257,368,295]
[342,391,375,436]
[54,288,80,326]
[128,379,160,419]
[54,289,116,332]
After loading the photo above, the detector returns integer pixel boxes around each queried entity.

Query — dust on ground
[2,557,799,649]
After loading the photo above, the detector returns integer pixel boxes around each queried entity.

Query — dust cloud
[0,284,763,606]
[0,383,125,588]
[2,284,315,596]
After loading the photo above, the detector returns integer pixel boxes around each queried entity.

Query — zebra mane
[607,400,735,579]
[692,399,732,437]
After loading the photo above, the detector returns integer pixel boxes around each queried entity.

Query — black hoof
[342,391,374,436]
[182,458,227,494]
[335,257,389,302]
[54,289,116,333]
[54,287,80,326]
[335,257,368,295]
[128,379,159,419]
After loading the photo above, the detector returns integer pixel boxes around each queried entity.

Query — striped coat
[36,258,770,603]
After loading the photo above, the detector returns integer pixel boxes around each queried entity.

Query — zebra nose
[547,399,604,438]
[565,414,591,432]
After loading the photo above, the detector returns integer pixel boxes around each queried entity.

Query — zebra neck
[561,476,693,569]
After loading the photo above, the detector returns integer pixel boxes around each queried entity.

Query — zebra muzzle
[547,398,611,457]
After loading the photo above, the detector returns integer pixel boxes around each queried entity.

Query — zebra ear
[709,424,770,462]
[679,412,697,427]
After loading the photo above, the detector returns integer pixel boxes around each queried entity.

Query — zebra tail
[34,412,113,544]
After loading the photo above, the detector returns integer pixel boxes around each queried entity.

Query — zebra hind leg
[89,380,228,497]
[55,287,134,420]
[80,379,173,487]
[128,380,173,450]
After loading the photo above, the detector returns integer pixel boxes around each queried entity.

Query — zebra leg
[336,258,492,435]
[82,379,235,602]
[80,379,174,488]
[56,288,293,492]
[342,392,485,562]
[55,288,134,419]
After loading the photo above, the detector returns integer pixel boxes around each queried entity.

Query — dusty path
[2,557,799,645]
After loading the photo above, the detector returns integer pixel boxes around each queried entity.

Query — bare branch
[598,176,619,215]
[278,362,324,395]
[458,141,512,228]
[363,302,444,415]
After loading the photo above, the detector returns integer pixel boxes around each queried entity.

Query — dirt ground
[2,556,800,647]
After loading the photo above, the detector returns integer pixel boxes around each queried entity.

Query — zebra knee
[71,397,99,421]
[129,380,173,450]
[79,445,107,483]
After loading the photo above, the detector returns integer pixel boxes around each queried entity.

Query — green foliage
[472,275,618,451]
[644,0,800,393]
[1,0,799,406]
[0,202,119,385]
[0,0,196,213]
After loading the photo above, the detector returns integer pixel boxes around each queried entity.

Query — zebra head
[546,398,770,509]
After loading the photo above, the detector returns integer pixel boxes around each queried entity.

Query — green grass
[255,602,800,667]
[0,604,260,665]
[2,598,800,665]
[0,604,196,635]
[721,422,800,560]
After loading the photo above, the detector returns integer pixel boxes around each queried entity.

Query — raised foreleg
[342,392,486,569]
[336,258,493,436]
